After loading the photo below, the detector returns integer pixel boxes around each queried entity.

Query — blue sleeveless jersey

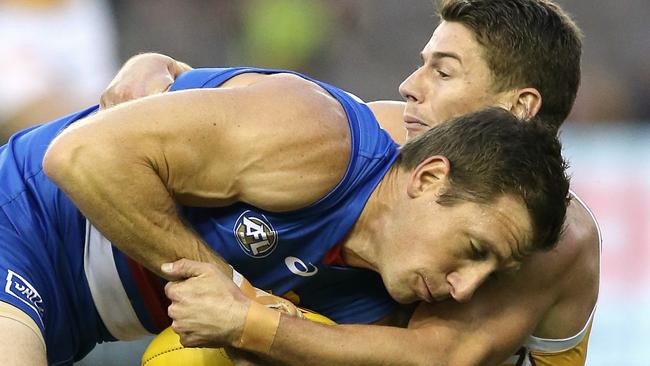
[0,68,399,364]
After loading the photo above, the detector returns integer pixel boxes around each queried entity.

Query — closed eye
[469,240,488,260]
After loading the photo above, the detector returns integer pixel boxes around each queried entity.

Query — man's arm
[43,73,350,278]
[269,266,560,366]
[162,254,551,366]
[263,240,595,366]
[163,259,451,366]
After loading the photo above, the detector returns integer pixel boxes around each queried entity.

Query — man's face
[399,21,512,139]
[380,192,531,304]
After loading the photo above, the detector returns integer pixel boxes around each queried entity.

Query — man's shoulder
[563,192,601,255]
[521,191,599,279]
[522,191,600,339]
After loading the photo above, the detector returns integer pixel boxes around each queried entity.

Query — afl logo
[234,210,278,258]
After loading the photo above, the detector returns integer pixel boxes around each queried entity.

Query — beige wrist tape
[238,301,281,353]
[232,268,281,353]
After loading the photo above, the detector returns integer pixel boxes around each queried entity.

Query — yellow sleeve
[502,325,592,366]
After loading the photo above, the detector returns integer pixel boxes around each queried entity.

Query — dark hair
[438,0,583,130]
[396,108,570,251]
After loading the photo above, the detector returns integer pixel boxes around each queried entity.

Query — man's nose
[447,264,494,303]
[399,68,423,103]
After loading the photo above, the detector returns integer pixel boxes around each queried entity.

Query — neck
[341,165,402,271]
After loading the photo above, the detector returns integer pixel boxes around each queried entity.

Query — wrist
[233,301,282,354]
[228,295,252,347]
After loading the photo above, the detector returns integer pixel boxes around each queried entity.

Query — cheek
[420,234,466,272]
[428,86,477,123]
[409,235,444,267]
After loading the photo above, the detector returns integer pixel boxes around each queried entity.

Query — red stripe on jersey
[125,258,171,332]
[323,242,347,266]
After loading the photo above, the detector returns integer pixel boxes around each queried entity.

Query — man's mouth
[404,115,429,130]
[417,275,453,303]
[417,275,435,303]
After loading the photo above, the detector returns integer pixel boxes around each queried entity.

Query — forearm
[237,298,535,366]
[67,160,228,277]
[48,151,229,277]
[254,317,440,366]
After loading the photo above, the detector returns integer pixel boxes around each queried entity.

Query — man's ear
[509,88,542,121]
[406,156,451,198]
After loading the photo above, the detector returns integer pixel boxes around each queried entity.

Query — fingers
[170,321,202,348]
[100,53,177,109]
[161,258,209,280]
[99,85,138,110]
[100,80,174,110]
[99,81,140,110]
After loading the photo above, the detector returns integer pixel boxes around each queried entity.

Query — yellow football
[141,326,234,366]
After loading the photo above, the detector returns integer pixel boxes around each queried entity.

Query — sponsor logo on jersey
[284,256,319,277]
[4,270,45,323]
[234,210,278,258]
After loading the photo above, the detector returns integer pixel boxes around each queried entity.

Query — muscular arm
[243,271,549,366]
[43,73,350,278]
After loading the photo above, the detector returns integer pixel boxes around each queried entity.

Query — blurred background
[1,0,647,364]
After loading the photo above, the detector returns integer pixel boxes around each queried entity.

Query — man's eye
[469,241,487,260]
[437,70,450,79]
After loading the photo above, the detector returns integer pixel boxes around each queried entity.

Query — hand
[100,53,188,110]
[162,259,251,348]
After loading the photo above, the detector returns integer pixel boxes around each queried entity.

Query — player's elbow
[43,130,105,190]
[44,134,78,181]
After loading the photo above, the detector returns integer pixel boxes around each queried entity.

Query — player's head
[399,0,582,138]
[378,108,569,304]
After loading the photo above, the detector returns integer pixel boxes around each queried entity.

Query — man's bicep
[130,73,351,211]
[221,74,351,212]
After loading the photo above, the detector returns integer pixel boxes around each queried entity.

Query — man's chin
[405,130,416,142]
[387,288,419,305]
[405,127,427,141]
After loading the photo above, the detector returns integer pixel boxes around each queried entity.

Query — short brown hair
[396,108,570,251]
[438,0,583,130]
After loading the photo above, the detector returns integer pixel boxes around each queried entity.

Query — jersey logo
[234,210,278,258]
[4,270,45,324]
[285,256,319,277]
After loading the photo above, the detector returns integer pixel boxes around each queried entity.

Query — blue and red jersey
[0,67,399,364]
